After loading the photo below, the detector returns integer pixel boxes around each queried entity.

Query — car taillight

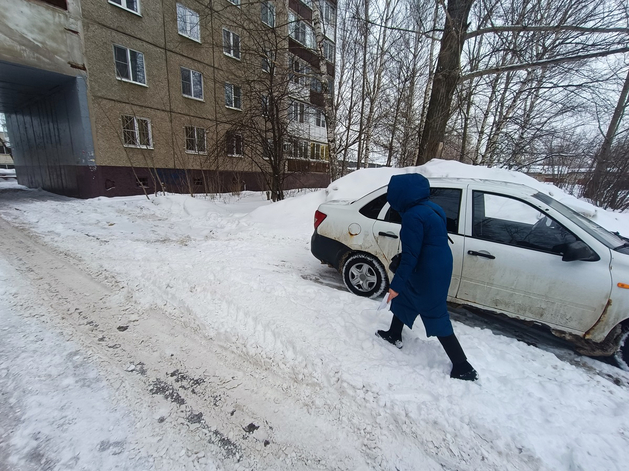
[314,210,327,230]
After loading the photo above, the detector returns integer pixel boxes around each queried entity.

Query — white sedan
[311,178,629,367]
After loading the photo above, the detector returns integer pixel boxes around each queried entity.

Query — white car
[311,178,629,367]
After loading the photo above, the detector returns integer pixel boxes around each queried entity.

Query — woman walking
[376,173,478,381]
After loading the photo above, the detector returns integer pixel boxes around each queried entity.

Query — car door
[457,189,612,333]
[372,186,465,299]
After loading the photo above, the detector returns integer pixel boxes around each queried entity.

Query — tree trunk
[584,67,629,200]
[416,0,475,165]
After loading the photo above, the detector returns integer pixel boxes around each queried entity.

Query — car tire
[614,328,629,371]
[342,253,389,298]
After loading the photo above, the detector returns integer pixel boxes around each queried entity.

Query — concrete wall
[0,0,85,76]
[7,76,95,196]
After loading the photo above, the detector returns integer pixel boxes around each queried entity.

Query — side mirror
[562,241,600,262]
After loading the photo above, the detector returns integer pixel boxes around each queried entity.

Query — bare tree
[583,65,629,203]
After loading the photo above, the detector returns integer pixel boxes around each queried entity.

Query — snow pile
[1,160,629,470]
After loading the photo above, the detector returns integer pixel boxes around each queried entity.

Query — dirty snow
[1,159,629,471]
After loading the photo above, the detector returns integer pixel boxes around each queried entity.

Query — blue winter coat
[387,174,454,337]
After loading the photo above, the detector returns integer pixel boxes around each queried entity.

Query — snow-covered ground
[2,160,629,471]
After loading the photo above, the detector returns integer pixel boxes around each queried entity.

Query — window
[310,143,328,160]
[360,193,388,220]
[136,177,149,188]
[262,50,275,73]
[295,140,309,159]
[109,0,138,14]
[185,126,206,154]
[122,115,152,148]
[286,139,308,159]
[321,1,336,29]
[222,29,241,59]
[311,77,322,93]
[289,101,305,123]
[288,12,314,48]
[177,4,200,42]
[225,83,242,109]
[291,56,309,86]
[181,67,203,100]
[113,45,146,85]
[323,40,335,63]
[261,95,270,116]
[472,191,578,254]
[315,110,326,128]
[226,132,243,156]
[383,188,462,233]
[261,2,275,27]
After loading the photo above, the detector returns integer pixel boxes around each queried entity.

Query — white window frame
[109,0,141,15]
[122,115,153,149]
[321,1,336,29]
[225,83,242,110]
[222,28,241,60]
[293,139,309,159]
[113,45,147,85]
[180,67,204,100]
[315,110,326,128]
[185,126,207,154]
[262,49,275,73]
[323,40,335,63]
[289,101,306,123]
[288,11,315,49]
[177,3,201,42]
[261,2,276,27]
[291,56,310,86]
[226,132,243,156]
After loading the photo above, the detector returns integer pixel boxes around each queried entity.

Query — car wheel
[614,328,629,371]
[342,253,388,298]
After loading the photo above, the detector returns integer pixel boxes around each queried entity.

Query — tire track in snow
[0,215,378,470]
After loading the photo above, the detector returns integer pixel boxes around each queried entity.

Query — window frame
[314,110,326,128]
[288,11,315,49]
[109,0,141,16]
[226,132,244,156]
[121,115,153,149]
[289,101,306,123]
[180,67,204,101]
[262,50,276,73]
[261,2,276,27]
[222,28,241,60]
[471,190,579,255]
[323,40,335,63]
[176,3,201,42]
[184,125,207,154]
[224,83,242,110]
[113,45,147,86]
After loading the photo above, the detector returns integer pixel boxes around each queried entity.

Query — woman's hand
[388,289,398,301]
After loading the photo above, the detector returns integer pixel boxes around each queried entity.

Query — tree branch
[459,47,629,82]
[466,25,629,40]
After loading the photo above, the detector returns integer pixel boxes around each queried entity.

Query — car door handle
[378,231,398,239]
[467,250,495,259]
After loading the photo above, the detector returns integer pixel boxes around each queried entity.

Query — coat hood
[387,173,430,213]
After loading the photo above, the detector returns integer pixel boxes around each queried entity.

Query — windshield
[533,192,625,249]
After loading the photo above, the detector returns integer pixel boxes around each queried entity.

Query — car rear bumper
[311,231,350,271]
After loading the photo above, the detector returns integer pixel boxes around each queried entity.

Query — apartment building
[0,0,335,197]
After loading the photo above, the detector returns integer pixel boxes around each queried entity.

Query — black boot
[376,314,404,349]
[438,334,478,381]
